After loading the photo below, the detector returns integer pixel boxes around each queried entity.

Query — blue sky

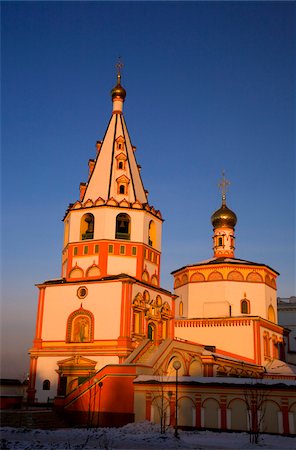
[1,2,295,378]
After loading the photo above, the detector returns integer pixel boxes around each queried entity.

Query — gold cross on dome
[218,171,230,203]
[115,57,124,75]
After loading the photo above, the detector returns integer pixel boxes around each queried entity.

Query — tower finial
[218,170,230,205]
[111,57,126,104]
[115,57,124,85]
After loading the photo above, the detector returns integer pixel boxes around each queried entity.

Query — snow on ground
[1,422,295,450]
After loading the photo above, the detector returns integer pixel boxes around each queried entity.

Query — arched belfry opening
[80,213,94,240]
[148,220,156,247]
[115,213,130,240]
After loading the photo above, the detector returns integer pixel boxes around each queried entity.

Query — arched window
[115,213,130,240]
[148,323,155,340]
[43,379,50,390]
[218,237,223,246]
[179,301,183,316]
[263,332,270,357]
[64,219,70,247]
[118,161,124,170]
[80,213,94,240]
[241,299,250,314]
[272,336,279,359]
[134,312,140,333]
[119,184,125,194]
[148,220,156,247]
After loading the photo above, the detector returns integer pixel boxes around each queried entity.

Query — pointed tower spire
[211,172,237,258]
[82,63,147,205]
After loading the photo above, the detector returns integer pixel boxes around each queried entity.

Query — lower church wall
[33,355,119,403]
[34,357,59,403]
[134,381,296,435]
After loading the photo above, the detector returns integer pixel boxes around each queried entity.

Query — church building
[27,70,296,434]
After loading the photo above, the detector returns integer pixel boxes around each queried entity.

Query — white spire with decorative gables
[82,62,148,205]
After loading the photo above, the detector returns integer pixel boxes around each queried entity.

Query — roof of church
[265,359,296,376]
[37,273,173,296]
[171,257,279,275]
[80,73,148,206]
[134,375,296,386]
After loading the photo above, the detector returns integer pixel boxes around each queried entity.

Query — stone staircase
[0,407,69,429]
[135,342,156,364]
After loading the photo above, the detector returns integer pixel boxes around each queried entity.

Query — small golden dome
[111,73,126,101]
[211,203,237,229]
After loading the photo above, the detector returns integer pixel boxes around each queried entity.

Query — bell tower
[211,173,237,258]
[61,66,163,287]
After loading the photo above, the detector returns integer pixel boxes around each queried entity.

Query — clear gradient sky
[1,2,295,378]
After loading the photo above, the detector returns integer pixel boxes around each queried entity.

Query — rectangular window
[73,247,78,256]
[84,246,88,255]
[94,244,99,254]
[120,245,125,254]
[132,246,137,256]
[108,244,113,254]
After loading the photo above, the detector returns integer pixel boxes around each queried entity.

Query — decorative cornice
[175,317,252,328]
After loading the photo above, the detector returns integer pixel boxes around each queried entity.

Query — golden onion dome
[111,73,126,101]
[211,203,237,229]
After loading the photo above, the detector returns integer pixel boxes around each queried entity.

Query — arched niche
[166,356,185,376]
[174,277,181,288]
[227,271,244,281]
[86,264,101,278]
[151,275,158,286]
[202,398,220,429]
[69,266,84,279]
[142,270,149,282]
[208,271,223,281]
[268,305,275,322]
[246,272,263,282]
[190,272,205,282]
[189,359,203,376]
[227,398,248,431]
[179,397,195,427]
[66,308,94,343]
[181,274,188,284]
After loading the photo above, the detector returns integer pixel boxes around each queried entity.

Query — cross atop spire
[115,57,124,85]
[218,171,230,205]
[111,59,126,105]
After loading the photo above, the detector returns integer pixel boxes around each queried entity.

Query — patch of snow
[134,375,296,386]
[1,423,295,449]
